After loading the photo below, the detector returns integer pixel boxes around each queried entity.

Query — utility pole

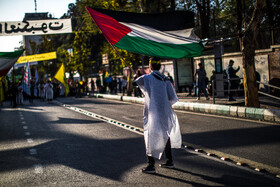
[34,0,37,13]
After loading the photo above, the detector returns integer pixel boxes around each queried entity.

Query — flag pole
[109,43,136,75]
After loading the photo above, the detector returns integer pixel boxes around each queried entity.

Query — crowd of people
[194,59,251,101]
[89,75,136,97]
[1,59,249,108]
[2,79,68,107]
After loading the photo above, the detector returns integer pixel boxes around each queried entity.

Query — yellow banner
[16,51,56,63]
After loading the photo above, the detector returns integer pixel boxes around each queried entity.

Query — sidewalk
[87,92,280,123]
[176,93,280,110]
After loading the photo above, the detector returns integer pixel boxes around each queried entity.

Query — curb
[88,93,280,123]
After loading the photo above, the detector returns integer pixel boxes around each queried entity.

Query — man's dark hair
[150,57,161,70]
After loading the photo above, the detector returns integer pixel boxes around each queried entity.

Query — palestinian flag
[0,50,24,77]
[86,7,204,59]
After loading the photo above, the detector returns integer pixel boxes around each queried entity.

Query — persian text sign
[16,51,56,63]
[0,19,72,36]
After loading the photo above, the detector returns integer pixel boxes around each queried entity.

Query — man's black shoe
[159,162,174,169]
[142,165,156,174]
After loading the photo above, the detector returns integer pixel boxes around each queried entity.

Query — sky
[0,0,76,52]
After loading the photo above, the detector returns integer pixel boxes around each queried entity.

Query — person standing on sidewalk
[226,59,240,101]
[195,63,209,100]
[134,58,182,174]
[121,76,127,96]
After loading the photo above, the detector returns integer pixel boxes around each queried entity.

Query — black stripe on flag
[94,8,195,31]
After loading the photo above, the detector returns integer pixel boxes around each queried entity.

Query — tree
[238,0,266,107]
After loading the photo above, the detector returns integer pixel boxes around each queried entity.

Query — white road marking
[27,138,33,143]
[34,164,43,174]
[29,148,37,155]
[55,99,280,178]
[21,121,26,124]
[23,126,28,129]
[25,132,31,136]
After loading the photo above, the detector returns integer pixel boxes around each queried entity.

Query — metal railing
[212,78,244,104]
[211,78,280,104]
[257,81,280,100]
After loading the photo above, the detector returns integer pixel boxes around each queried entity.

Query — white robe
[59,83,65,96]
[136,71,182,159]
[38,83,45,98]
[44,83,53,100]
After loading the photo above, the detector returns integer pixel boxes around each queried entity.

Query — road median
[88,93,280,123]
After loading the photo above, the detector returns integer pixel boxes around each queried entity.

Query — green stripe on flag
[115,35,204,59]
[0,50,25,58]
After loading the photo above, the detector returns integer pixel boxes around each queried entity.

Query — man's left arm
[167,81,178,105]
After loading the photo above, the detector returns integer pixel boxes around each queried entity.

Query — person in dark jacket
[226,60,240,101]
[194,63,209,100]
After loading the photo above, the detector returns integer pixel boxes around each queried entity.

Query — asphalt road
[0,97,279,186]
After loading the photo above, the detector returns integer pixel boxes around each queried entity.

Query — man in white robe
[135,58,182,174]
[44,80,53,103]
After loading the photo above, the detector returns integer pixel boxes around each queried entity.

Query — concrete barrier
[89,93,280,123]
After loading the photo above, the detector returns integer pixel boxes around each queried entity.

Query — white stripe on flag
[120,22,200,44]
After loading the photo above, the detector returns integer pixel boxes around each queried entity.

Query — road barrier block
[254,108,265,120]
[173,102,184,110]
[122,96,133,102]
[183,102,189,110]
[193,103,205,113]
[103,94,122,101]
[230,106,238,117]
[210,104,217,114]
[237,107,246,118]
[245,107,255,119]
[188,103,194,111]
[135,97,144,104]
[273,109,280,122]
[246,108,265,120]
[90,93,279,123]
[216,105,230,115]
[204,104,212,113]
[263,109,275,121]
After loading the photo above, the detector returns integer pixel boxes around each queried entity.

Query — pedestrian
[112,77,118,94]
[167,73,174,86]
[29,79,35,103]
[118,78,122,93]
[44,80,53,103]
[226,59,240,101]
[121,76,127,96]
[209,70,216,95]
[91,79,95,93]
[194,63,209,100]
[10,83,18,107]
[59,83,65,96]
[38,81,45,101]
[134,58,182,174]
[75,80,82,98]
[17,81,23,105]
[134,70,143,97]
[96,77,101,93]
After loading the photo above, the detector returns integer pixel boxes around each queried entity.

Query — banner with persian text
[16,51,56,64]
[0,19,72,36]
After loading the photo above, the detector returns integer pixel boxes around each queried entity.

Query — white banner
[0,19,72,36]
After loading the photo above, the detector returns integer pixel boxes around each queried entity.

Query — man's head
[229,60,234,66]
[198,63,203,69]
[149,57,161,71]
